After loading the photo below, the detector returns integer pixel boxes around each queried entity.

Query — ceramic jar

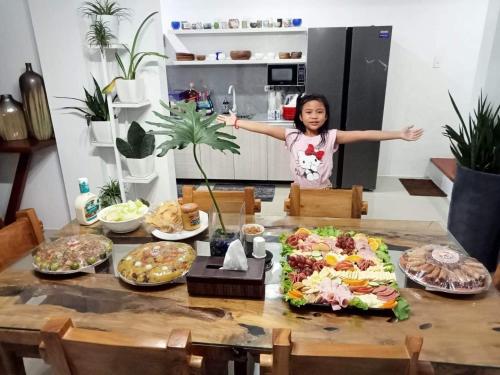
[0,94,29,141]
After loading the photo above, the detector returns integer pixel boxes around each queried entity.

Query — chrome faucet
[228,85,237,113]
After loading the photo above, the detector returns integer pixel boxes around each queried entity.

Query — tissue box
[186,256,265,300]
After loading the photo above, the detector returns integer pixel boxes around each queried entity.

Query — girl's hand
[217,112,237,126]
[400,125,424,141]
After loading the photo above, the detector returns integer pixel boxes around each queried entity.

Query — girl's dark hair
[287,94,330,148]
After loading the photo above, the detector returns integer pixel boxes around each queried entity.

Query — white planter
[92,15,120,42]
[116,78,145,103]
[126,155,155,178]
[90,121,112,143]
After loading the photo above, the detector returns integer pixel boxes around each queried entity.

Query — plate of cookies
[398,244,491,294]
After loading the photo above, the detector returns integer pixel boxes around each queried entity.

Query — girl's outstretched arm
[336,125,423,144]
[217,113,286,141]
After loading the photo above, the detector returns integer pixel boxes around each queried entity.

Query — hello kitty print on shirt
[297,144,325,181]
[285,129,339,188]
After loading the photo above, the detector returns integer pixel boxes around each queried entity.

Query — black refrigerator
[306,26,392,190]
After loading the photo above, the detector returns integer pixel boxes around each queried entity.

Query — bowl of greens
[97,200,148,233]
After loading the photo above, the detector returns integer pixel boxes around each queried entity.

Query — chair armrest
[284,199,290,213]
[259,354,273,375]
[361,201,368,215]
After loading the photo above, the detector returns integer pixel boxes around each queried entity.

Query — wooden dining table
[0,216,499,375]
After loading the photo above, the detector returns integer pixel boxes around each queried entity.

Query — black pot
[209,229,239,257]
[448,164,500,271]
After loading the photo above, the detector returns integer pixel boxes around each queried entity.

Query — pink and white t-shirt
[284,129,339,188]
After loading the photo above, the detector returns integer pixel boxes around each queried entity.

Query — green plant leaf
[116,138,136,158]
[127,121,146,150]
[139,133,155,158]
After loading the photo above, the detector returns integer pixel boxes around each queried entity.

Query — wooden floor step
[430,158,456,182]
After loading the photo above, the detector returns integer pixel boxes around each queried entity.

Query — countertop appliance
[267,64,306,86]
[306,26,392,190]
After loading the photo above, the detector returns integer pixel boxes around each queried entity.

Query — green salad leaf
[349,297,369,310]
[311,226,341,237]
[393,297,411,321]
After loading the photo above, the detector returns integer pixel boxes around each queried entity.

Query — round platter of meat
[399,244,491,294]
[32,234,113,274]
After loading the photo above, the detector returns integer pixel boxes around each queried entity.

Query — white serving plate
[32,253,111,275]
[151,211,208,240]
[117,270,188,287]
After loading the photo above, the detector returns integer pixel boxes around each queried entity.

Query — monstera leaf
[147,100,240,232]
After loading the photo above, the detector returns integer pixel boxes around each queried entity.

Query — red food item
[349,286,374,294]
[356,259,375,271]
[286,235,299,247]
[335,260,354,271]
[378,291,399,301]
[336,234,356,255]
[372,286,388,294]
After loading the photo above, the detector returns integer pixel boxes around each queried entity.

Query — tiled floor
[24,176,449,375]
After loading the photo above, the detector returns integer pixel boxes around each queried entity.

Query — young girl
[217,94,423,188]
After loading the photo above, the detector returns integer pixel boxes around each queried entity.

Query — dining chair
[260,328,434,375]
[179,185,261,214]
[0,208,44,271]
[284,183,368,218]
[40,317,204,375]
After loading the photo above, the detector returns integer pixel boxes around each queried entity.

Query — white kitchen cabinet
[174,146,202,179]
[233,130,267,180]
[200,126,235,179]
[267,124,294,181]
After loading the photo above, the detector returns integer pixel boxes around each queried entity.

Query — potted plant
[443,92,500,271]
[103,11,167,103]
[80,0,129,43]
[116,121,155,178]
[98,179,122,208]
[147,101,241,256]
[86,19,115,53]
[56,77,113,143]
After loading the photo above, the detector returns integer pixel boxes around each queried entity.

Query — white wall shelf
[111,100,151,108]
[123,172,158,184]
[169,27,306,35]
[90,142,114,148]
[167,58,306,66]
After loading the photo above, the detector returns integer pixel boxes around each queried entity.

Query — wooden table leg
[5,153,32,225]
[203,358,228,375]
[0,343,26,375]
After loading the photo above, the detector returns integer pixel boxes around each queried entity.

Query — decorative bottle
[74,178,100,225]
[0,95,28,140]
[19,63,54,140]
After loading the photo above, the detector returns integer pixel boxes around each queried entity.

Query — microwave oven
[267,64,306,86]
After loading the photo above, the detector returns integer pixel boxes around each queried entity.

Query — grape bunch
[288,254,327,282]
[336,234,356,255]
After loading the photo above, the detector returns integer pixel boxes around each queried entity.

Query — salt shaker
[252,236,266,258]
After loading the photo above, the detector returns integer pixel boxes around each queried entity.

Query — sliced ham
[372,286,388,294]
[377,291,399,301]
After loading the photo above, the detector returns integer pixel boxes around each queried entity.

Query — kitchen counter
[246,113,294,125]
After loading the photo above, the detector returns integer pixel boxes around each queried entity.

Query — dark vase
[19,63,54,140]
[0,94,28,141]
[448,164,500,271]
[210,229,239,257]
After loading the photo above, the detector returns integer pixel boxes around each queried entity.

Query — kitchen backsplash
[166,65,268,116]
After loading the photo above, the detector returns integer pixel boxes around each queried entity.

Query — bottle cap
[78,177,90,194]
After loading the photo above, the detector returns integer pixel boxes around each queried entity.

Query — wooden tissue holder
[186,256,265,300]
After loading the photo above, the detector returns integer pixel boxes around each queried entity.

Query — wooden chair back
[40,317,203,375]
[260,329,430,375]
[284,184,368,218]
[494,263,500,291]
[179,185,261,214]
[0,208,44,271]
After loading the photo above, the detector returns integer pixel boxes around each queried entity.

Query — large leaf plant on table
[147,101,240,254]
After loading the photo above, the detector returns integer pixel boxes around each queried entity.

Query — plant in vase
[147,101,240,256]
[98,179,122,208]
[56,77,113,143]
[443,92,500,271]
[116,121,156,178]
[80,0,130,43]
[103,11,167,103]
[86,19,115,53]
